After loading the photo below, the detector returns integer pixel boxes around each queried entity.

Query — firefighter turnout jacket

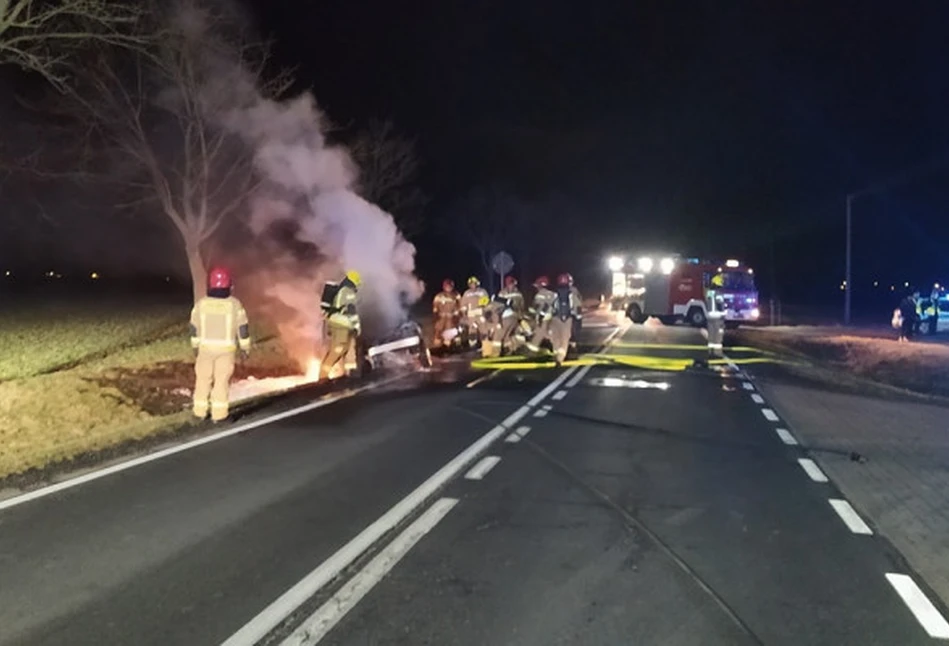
[190,295,251,353]
[327,282,360,333]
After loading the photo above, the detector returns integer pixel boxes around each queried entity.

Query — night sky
[5,1,949,313]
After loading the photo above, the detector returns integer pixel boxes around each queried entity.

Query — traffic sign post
[491,251,514,293]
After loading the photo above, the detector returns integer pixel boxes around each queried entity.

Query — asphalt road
[0,313,941,645]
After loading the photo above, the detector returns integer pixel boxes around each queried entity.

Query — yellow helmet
[345,269,362,287]
[467,276,480,288]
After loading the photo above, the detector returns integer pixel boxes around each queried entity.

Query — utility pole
[845,193,853,325]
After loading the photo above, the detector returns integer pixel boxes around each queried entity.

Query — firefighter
[319,269,362,380]
[489,277,524,356]
[563,272,583,351]
[432,279,461,349]
[526,275,555,353]
[550,273,580,366]
[460,276,489,347]
[190,267,251,422]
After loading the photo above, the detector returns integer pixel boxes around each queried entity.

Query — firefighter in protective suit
[460,276,489,347]
[564,273,583,351]
[432,279,461,349]
[526,275,555,353]
[190,267,251,422]
[487,277,524,356]
[320,269,362,381]
[551,273,580,365]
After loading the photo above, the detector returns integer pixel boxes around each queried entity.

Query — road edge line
[0,373,410,513]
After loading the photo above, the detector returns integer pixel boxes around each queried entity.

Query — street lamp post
[845,193,853,325]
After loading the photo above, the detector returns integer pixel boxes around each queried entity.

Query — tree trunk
[186,243,207,303]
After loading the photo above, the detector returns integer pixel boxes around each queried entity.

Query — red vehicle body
[608,254,760,327]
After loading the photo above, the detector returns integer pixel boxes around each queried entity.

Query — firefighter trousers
[321,323,356,380]
[492,313,519,350]
[193,347,236,422]
[550,317,573,364]
[433,315,456,347]
[528,318,550,351]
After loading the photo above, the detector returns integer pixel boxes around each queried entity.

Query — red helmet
[504,275,517,288]
[208,266,232,290]
[556,273,571,286]
[442,278,455,292]
[534,275,549,288]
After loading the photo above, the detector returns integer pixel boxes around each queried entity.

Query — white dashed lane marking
[828,499,873,535]
[761,408,779,422]
[798,458,829,483]
[742,381,755,391]
[750,393,765,404]
[885,573,949,639]
[533,409,548,418]
[775,428,799,446]
[551,390,568,401]
[505,426,532,443]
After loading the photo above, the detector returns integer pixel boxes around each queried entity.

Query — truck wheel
[687,307,707,328]
[626,303,645,323]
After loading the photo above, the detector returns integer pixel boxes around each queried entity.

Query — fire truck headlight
[607,256,624,272]
[637,257,654,273]
[750,308,760,319]
[726,259,740,268]
[659,257,675,275]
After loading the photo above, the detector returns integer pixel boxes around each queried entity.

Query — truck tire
[626,303,645,324]
[687,307,707,328]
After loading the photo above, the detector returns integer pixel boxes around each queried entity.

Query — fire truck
[607,253,760,328]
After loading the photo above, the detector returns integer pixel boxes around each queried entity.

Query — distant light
[890,285,895,291]
[637,257,653,273]
[873,281,879,287]
[165,276,171,282]
[607,256,624,272]
[839,284,845,291]
[747,268,754,274]
[3,270,10,277]
[90,271,100,280]
[936,283,941,290]
[905,281,910,287]
[725,259,740,268]
[659,257,675,275]
[842,280,847,286]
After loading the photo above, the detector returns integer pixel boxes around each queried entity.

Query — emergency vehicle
[607,254,760,328]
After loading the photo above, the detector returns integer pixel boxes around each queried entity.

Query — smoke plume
[171,1,424,367]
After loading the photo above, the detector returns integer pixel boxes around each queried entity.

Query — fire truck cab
[607,254,760,328]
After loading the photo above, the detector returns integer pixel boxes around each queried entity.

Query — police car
[917,294,949,335]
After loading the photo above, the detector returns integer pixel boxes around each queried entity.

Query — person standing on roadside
[191,267,252,422]
[898,290,918,343]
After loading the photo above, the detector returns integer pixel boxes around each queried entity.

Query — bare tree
[55,2,289,302]
[449,185,532,293]
[349,119,428,238]
[0,0,148,91]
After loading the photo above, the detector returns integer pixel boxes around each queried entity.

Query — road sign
[491,251,514,276]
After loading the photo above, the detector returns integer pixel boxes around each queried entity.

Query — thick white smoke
[171,1,423,365]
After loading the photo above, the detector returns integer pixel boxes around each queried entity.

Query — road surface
[0,313,943,645]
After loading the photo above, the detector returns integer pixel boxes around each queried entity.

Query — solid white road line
[551,390,568,401]
[566,364,592,388]
[466,370,500,389]
[775,428,799,446]
[0,373,411,514]
[280,498,459,646]
[828,499,873,535]
[798,458,829,483]
[761,408,780,422]
[221,367,577,646]
[464,456,501,481]
[885,573,949,639]
[750,393,765,404]
[741,381,755,391]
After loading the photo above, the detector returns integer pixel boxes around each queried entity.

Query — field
[0,295,301,483]
[734,326,949,400]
